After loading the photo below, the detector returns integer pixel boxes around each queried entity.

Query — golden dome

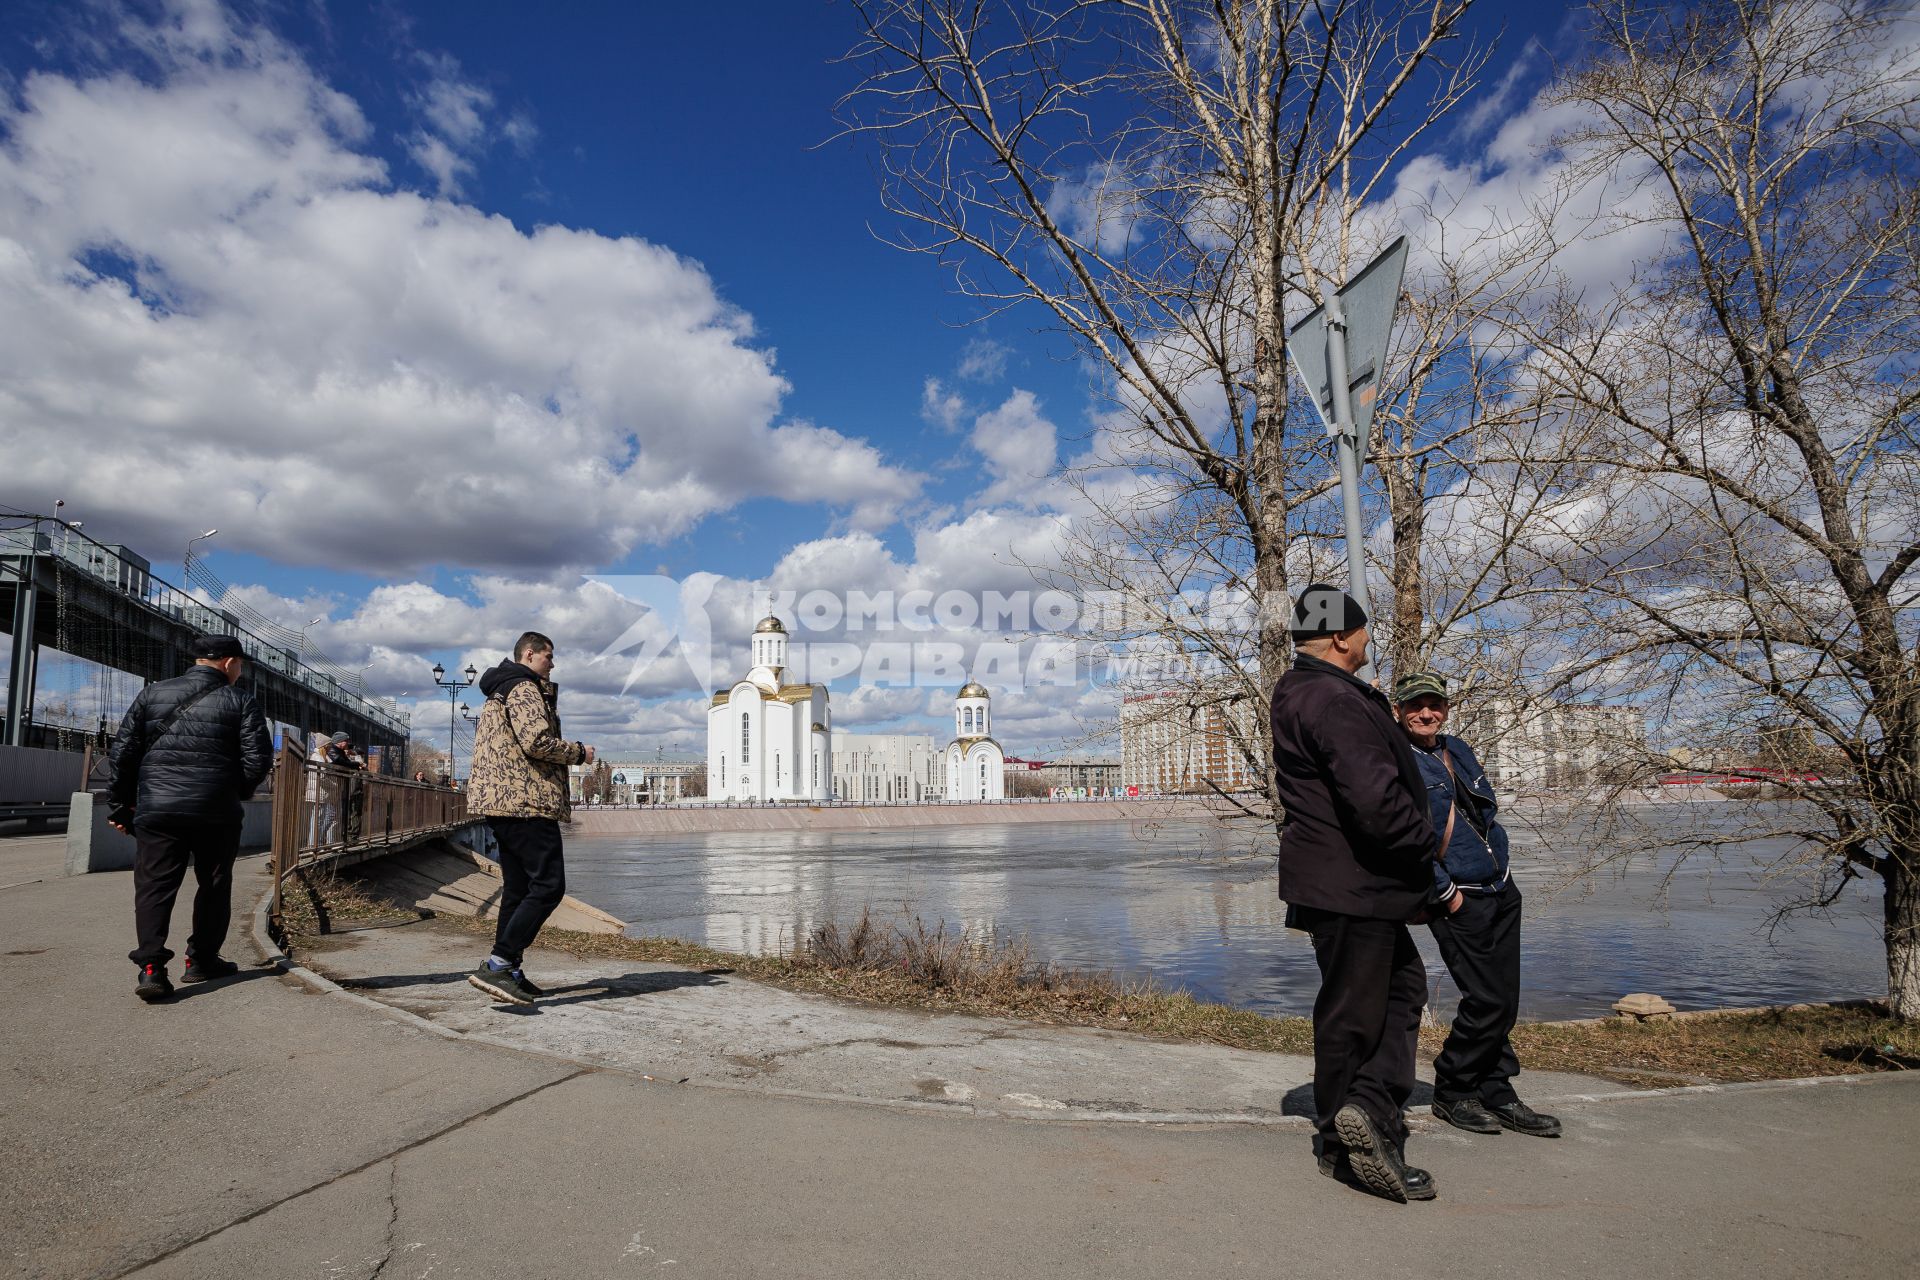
[958,681,989,699]
[754,616,787,634]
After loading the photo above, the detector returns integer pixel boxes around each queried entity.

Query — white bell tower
[752,615,788,671]
[955,681,990,738]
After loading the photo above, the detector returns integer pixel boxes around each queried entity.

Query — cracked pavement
[6,846,1918,1280]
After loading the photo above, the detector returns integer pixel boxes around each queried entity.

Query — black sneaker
[181,956,240,984]
[467,964,537,1005]
[1433,1097,1504,1135]
[1332,1104,1436,1202]
[135,963,173,1003]
[1490,1100,1562,1138]
[510,969,545,997]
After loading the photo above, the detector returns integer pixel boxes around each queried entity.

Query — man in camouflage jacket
[464,631,594,1004]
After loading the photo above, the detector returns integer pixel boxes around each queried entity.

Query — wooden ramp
[347,839,627,934]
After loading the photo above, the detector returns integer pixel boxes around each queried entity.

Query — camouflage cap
[1393,670,1450,705]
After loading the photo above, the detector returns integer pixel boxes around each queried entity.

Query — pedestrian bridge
[0,513,407,759]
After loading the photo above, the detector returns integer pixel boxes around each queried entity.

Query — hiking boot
[181,956,240,984]
[1432,1097,1504,1135]
[510,969,545,997]
[467,964,537,1005]
[1332,1104,1436,1202]
[135,963,173,1003]
[1490,1100,1562,1138]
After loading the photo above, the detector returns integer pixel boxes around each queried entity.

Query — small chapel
[705,616,832,803]
[943,681,1005,801]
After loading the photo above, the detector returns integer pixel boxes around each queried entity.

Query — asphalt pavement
[4,844,1915,1280]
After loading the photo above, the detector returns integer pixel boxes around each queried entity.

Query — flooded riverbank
[561,806,1885,1021]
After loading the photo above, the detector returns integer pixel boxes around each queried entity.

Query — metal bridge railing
[266,744,467,940]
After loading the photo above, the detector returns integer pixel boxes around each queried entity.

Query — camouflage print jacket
[466,662,586,821]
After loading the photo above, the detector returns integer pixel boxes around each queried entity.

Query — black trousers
[1297,906,1427,1147]
[129,815,242,967]
[489,816,566,966]
[1428,882,1523,1107]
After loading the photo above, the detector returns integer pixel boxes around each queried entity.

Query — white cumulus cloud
[0,1,922,576]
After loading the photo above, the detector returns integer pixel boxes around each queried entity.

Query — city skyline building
[831,731,944,803]
[1120,693,1259,795]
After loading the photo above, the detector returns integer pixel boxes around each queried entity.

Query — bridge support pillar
[6,573,37,747]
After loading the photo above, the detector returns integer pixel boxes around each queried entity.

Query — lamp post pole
[182,528,218,583]
[431,661,476,782]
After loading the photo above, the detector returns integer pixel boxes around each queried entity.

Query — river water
[562,804,1886,1021]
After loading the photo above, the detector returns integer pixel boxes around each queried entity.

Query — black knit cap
[188,634,245,660]
[1289,583,1368,640]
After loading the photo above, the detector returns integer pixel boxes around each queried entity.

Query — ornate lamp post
[431,661,476,781]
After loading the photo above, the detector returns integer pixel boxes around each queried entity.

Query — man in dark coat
[1271,585,1438,1202]
[108,634,274,1002]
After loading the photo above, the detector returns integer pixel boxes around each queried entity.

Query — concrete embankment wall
[349,838,627,934]
[565,797,1242,837]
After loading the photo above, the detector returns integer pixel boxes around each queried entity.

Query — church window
[776,753,782,786]
[720,756,726,786]
[741,713,750,764]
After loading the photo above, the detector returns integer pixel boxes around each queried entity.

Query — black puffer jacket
[108,666,275,823]
[1270,653,1435,920]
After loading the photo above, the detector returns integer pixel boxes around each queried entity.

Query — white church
[943,681,1005,801]
[706,616,832,803]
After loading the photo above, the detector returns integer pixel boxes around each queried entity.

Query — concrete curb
[251,875,1915,1130]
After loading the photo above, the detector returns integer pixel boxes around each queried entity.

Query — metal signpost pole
[1321,294,1373,620]
[1284,238,1408,685]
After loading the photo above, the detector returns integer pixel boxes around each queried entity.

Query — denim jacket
[1410,735,1510,899]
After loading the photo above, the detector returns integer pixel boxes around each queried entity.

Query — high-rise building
[1454,698,1645,789]
[1120,693,1259,794]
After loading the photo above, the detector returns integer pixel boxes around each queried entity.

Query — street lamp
[183,528,218,582]
[297,615,324,654]
[431,661,477,781]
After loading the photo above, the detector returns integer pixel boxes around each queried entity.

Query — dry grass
[285,875,1915,1084]
[1503,1006,1920,1086]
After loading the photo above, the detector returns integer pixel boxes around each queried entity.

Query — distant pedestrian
[1270,585,1438,1202]
[1394,671,1560,1140]
[310,731,360,844]
[464,631,593,1005]
[108,634,273,1002]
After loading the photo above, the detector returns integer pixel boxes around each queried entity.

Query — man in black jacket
[1271,585,1438,1202]
[108,634,274,1002]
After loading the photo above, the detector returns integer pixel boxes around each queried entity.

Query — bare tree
[1499,0,1920,1016]
[839,0,1485,815]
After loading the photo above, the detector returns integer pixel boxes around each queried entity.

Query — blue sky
[1,0,1577,757]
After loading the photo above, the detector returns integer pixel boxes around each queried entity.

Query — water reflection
[563,811,1884,1021]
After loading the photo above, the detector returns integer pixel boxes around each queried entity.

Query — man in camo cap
[1394,669,1559,1139]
